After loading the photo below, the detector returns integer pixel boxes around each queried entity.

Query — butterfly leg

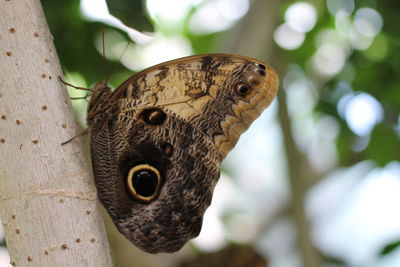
[61,128,90,146]
[58,76,94,92]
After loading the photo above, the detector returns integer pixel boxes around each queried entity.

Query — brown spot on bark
[41,74,46,78]
[0,138,5,143]
[34,32,39,37]
[27,256,32,261]
[1,115,6,120]
[45,59,49,63]
[9,28,16,33]
[6,51,12,56]
[75,238,81,243]
[59,199,64,203]
[85,210,91,215]
[61,244,68,249]
[41,105,48,110]
[32,139,39,144]
[62,124,67,128]
[90,238,96,243]
[11,214,15,219]
[49,76,52,80]
[44,250,49,255]
[16,120,21,125]
[10,261,15,266]
[15,229,20,234]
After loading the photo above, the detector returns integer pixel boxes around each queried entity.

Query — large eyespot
[141,108,166,125]
[235,83,251,96]
[126,164,162,203]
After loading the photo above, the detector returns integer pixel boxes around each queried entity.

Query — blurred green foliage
[284,0,400,167]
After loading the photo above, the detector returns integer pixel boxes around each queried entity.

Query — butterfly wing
[88,54,279,253]
[111,54,278,159]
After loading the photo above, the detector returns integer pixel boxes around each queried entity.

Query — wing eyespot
[256,63,266,70]
[161,143,174,157]
[126,164,162,203]
[235,83,251,96]
[141,108,166,125]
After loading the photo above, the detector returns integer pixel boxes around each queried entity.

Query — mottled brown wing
[87,54,279,254]
[110,53,279,159]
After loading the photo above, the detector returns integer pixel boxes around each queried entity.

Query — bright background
[1,0,399,266]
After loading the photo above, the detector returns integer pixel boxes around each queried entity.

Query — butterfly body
[87,54,278,253]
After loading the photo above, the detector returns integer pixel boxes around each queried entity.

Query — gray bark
[0,0,113,266]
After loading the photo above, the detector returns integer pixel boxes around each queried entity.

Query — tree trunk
[0,0,112,266]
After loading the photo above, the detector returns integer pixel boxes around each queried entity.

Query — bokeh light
[274,23,305,50]
[311,43,347,76]
[285,2,317,33]
[338,92,384,136]
[354,8,383,38]
[274,2,317,50]
[189,0,249,34]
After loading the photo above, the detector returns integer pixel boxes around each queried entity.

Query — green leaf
[379,240,400,256]
[105,0,154,32]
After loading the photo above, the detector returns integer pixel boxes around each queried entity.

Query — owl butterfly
[71,54,278,253]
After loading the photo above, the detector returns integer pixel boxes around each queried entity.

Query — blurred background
[1,0,400,266]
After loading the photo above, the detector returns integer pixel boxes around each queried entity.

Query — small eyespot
[257,63,266,70]
[257,69,266,76]
[249,76,260,86]
[161,143,174,157]
[235,83,251,96]
[127,164,162,203]
[142,108,166,125]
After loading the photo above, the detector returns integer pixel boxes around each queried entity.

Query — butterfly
[64,53,278,253]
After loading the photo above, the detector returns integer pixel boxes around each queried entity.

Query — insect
[63,54,279,253]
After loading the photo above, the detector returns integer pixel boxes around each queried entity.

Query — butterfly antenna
[109,39,132,81]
